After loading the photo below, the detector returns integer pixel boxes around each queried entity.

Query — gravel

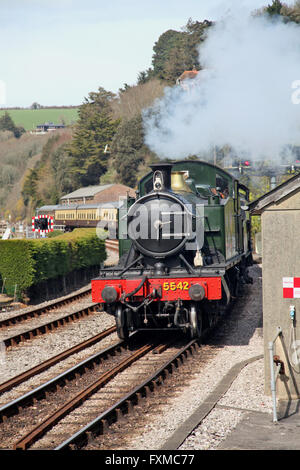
[114,263,273,451]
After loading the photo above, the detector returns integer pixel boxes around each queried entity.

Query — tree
[0,112,16,133]
[22,169,39,206]
[150,20,213,84]
[266,0,283,16]
[152,29,183,81]
[110,115,156,187]
[137,68,155,85]
[31,102,41,110]
[21,133,73,212]
[66,87,120,187]
[112,79,165,122]
[118,83,132,93]
[184,19,213,69]
[0,112,25,138]
[281,1,300,23]
[137,71,148,85]
[163,45,193,83]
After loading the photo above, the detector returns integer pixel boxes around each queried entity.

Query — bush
[47,230,64,238]
[0,228,106,298]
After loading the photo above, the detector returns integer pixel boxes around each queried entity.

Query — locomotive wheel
[189,303,202,339]
[115,305,129,340]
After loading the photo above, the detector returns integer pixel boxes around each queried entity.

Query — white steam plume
[143,5,300,163]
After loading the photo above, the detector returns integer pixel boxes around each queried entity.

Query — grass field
[0,108,79,131]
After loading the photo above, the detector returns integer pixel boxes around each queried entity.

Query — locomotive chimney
[150,162,173,191]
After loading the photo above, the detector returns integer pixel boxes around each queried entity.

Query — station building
[250,172,300,400]
[36,184,135,232]
[60,184,135,205]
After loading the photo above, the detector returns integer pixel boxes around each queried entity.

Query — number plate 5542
[163,281,189,291]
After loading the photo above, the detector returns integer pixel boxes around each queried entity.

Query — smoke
[143,4,300,163]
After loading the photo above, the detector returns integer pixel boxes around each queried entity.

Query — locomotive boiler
[91,160,253,339]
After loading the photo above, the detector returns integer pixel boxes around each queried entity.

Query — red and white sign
[32,215,54,233]
[283,277,300,299]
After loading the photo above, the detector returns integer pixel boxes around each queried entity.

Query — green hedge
[0,228,106,297]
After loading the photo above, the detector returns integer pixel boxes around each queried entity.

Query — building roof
[60,184,114,200]
[249,173,300,215]
[38,201,122,211]
[180,70,198,79]
[37,205,60,211]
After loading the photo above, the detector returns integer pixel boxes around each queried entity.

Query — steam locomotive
[91,160,253,339]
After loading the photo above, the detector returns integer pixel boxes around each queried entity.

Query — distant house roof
[176,70,199,85]
[249,173,300,215]
[179,70,198,80]
[60,184,114,200]
[36,123,65,129]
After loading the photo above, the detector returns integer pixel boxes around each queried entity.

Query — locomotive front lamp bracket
[153,171,163,191]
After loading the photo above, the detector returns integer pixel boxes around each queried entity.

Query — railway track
[0,303,259,451]
[0,266,259,451]
[0,286,91,329]
[55,338,201,451]
[0,331,197,450]
[0,332,160,449]
[0,289,101,349]
[0,330,128,431]
[56,349,264,453]
[0,326,116,396]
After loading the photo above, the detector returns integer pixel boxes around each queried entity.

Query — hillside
[0,108,79,131]
[0,129,73,222]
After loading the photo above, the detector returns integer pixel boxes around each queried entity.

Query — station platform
[218,400,300,450]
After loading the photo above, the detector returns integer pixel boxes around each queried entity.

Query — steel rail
[0,330,124,423]
[55,338,200,450]
[0,326,116,395]
[14,340,157,450]
[0,287,92,329]
[2,302,100,349]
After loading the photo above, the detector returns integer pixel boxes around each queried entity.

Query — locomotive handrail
[119,254,143,277]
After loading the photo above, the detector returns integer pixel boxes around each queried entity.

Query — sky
[0,0,270,107]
